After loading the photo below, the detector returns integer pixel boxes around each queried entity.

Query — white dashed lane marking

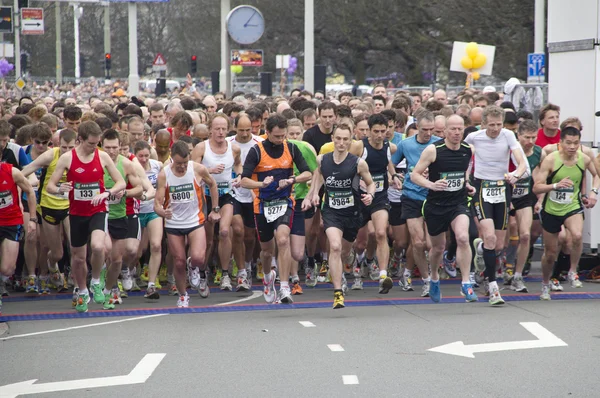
[328,344,344,352]
[342,375,359,385]
[299,321,316,327]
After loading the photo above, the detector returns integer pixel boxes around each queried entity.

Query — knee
[232,225,244,240]
[412,237,426,252]
[191,253,206,267]
[455,233,470,249]
[329,240,342,255]
[25,232,36,244]
[519,232,531,246]
[483,233,497,247]
[172,254,186,269]
[275,235,289,249]
[570,231,583,243]
[367,230,376,242]
[544,247,558,261]
[291,247,304,262]
[375,228,387,242]
[150,240,162,254]
[219,227,230,240]
[90,241,104,255]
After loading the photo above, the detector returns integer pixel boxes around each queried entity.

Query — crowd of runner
[0,83,598,313]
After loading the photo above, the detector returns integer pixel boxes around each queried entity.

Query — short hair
[95,116,113,132]
[516,110,534,121]
[353,113,369,126]
[123,104,143,118]
[482,105,505,124]
[372,95,386,103]
[409,92,422,102]
[0,120,12,137]
[390,96,411,112]
[299,108,317,123]
[208,113,231,130]
[560,117,583,131]
[102,129,121,144]
[560,126,581,140]
[245,107,263,122]
[98,109,119,124]
[367,113,388,129]
[317,101,337,115]
[474,95,491,106]
[539,103,560,123]
[233,113,251,127]
[336,105,352,118]
[416,110,435,125]
[149,103,165,113]
[504,111,518,125]
[266,114,288,132]
[30,123,53,141]
[127,116,145,129]
[15,125,33,146]
[485,92,500,103]
[380,109,397,124]
[281,108,297,120]
[8,114,32,132]
[287,118,303,130]
[338,92,352,101]
[518,120,538,134]
[179,97,196,111]
[119,131,131,147]
[64,106,82,121]
[222,102,244,117]
[59,128,77,143]
[134,140,151,154]
[500,101,516,112]
[171,111,193,129]
[78,121,103,141]
[40,114,58,129]
[171,140,190,159]
[333,123,353,136]
[178,135,193,145]
[425,100,444,112]
[27,105,47,121]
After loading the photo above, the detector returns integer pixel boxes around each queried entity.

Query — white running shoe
[220,274,233,291]
[121,268,133,291]
[188,267,201,289]
[198,277,210,298]
[177,294,190,308]
[278,285,293,304]
[351,277,363,290]
[421,279,430,297]
[263,270,277,304]
[568,272,583,288]
[540,284,551,301]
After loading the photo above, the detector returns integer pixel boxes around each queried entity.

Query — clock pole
[220,0,231,97]
[304,0,314,93]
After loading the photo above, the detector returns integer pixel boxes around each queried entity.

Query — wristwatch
[591,188,599,195]
[212,206,221,213]
[29,217,38,223]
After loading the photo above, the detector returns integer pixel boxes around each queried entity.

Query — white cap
[482,86,496,93]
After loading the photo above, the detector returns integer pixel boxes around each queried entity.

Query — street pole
[103,2,111,83]
[55,2,62,84]
[127,2,139,96]
[13,0,20,77]
[534,0,545,53]
[220,0,230,97]
[304,0,314,93]
[73,3,81,84]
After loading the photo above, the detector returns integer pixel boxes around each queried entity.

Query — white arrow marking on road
[215,290,263,306]
[0,353,166,397]
[428,322,568,358]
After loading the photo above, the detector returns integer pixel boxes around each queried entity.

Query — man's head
[77,121,103,153]
[433,89,447,105]
[474,95,490,108]
[119,131,131,156]
[64,106,83,131]
[209,114,230,142]
[134,140,152,166]
[353,114,369,140]
[170,140,190,174]
[338,92,352,105]
[482,105,505,137]
[539,103,560,132]
[372,95,386,114]
[246,107,263,135]
[560,117,583,132]
[332,124,353,152]
[517,120,538,151]
[300,108,317,131]
[102,129,121,161]
[266,114,288,145]
[214,92,226,105]
[127,116,145,144]
[202,97,217,114]
[0,120,10,151]
[58,128,77,154]
[560,127,581,156]
[421,89,433,102]
[469,107,484,126]
[445,115,465,145]
[192,124,210,141]
[149,103,166,126]
[380,109,397,140]
[503,111,518,133]
[373,84,387,99]
[318,102,337,131]
[367,113,388,145]
[234,114,252,142]
[30,123,53,153]
[433,115,446,138]
[171,111,192,140]
[409,93,422,113]
[154,129,171,157]
[416,111,435,142]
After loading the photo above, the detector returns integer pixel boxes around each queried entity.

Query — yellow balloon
[461,56,473,70]
[472,53,487,69]
[466,42,479,59]
[472,72,480,81]
[230,65,243,74]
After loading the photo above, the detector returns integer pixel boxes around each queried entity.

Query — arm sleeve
[241,146,260,179]
[302,130,313,147]
[289,142,310,173]
[505,130,521,151]
[464,133,473,145]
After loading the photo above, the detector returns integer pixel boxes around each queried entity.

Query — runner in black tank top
[303,124,376,309]
[410,115,479,303]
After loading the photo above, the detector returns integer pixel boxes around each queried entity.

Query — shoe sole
[220,286,233,291]
[280,297,293,304]
[199,290,210,298]
[145,293,160,300]
[236,286,251,292]
[333,303,345,309]
[378,278,393,294]
[490,300,505,306]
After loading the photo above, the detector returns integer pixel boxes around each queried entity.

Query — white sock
[380,270,387,278]
[357,252,365,262]
[238,269,247,278]
[489,280,499,290]
[91,278,100,286]
[322,252,328,261]
[280,281,289,289]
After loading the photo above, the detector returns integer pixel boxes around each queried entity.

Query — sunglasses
[34,140,49,145]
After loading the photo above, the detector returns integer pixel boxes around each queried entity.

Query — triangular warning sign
[153,53,167,66]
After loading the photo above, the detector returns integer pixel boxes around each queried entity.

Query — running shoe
[511,276,528,293]
[568,272,583,288]
[421,279,430,297]
[177,294,190,308]
[503,267,514,285]
[144,285,160,300]
[443,251,457,278]
[131,278,141,292]
[49,265,65,291]
[75,292,90,313]
[317,261,328,283]
[367,260,379,281]
[25,276,39,295]
[0,279,8,297]
[461,283,478,302]
[305,266,317,287]
[108,288,123,305]
[429,280,441,303]
[220,274,233,291]
[198,277,210,298]
[213,269,222,285]
[378,276,393,294]
[488,284,505,306]
[390,254,401,277]
[189,267,201,289]
[263,270,277,304]
[118,281,128,298]
[351,277,363,290]
[39,277,51,295]
[141,265,149,282]
[341,274,349,295]
[550,278,564,291]
[472,238,485,273]
[91,282,105,304]
[475,271,485,286]
[400,270,413,291]
[167,282,179,296]
[469,272,479,288]
[236,276,251,292]
[102,295,115,310]
[100,267,107,290]
[291,281,303,295]
[278,285,293,304]
[540,284,551,301]
[153,277,162,289]
[333,291,345,309]
[121,269,133,291]
[71,288,79,307]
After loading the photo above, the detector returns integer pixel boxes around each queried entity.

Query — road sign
[21,8,44,35]
[0,7,13,34]
[152,53,167,71]
[0,353,165,397]
[0,42,14,58]
[527,53,545,83]
[428,322,567,358]
[15,77,26,90]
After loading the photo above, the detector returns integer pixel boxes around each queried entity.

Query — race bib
[106,192,123,205]
[482,180,506,204]
[549,187,574,204]
[217,181,231,196]
[148,174,158,189]
[328,191,354,209]
[441,171,465,192]
[49,184,68,200]
[373,174,385,192]
[74,182,100,201]
[0,190,13,209]
[512,178,530,199]
[169,183,194,203]
[264,199,288,223]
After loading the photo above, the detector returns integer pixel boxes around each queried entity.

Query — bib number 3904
[482,181,506,204]
[264,199,288,223]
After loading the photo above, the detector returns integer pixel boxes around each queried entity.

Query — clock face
[226,5,265,45]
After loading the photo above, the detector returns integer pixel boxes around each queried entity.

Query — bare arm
[195,163,219,207]
[153,171,169,218]
[101,152,126,194]
[46,152,72,196]
[232,144,243,175]
[13,167,37,223]
[410,145,438,190]
[124,159,143,199]
[132,159,156,200]
[533,154,555,195]
[21,149,53,177]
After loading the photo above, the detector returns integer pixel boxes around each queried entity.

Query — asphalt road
[1,264,599,398]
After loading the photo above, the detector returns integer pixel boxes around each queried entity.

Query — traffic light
[105,53,111,70]
[190,55,197,74]
[18,0,28,9]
